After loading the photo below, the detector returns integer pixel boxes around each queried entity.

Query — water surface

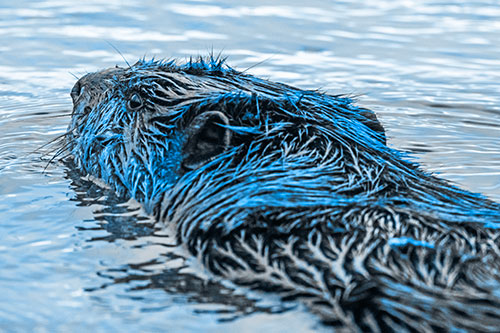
[1,1,499,331]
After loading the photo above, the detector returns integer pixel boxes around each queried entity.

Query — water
[1,0,499,331]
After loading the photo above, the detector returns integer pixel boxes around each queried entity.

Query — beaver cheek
[181,111,231,171]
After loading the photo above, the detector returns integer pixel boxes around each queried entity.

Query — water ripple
[0,0,499,331]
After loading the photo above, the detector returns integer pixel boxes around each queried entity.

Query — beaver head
[68,57,387,213]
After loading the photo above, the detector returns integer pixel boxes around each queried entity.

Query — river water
[1,1,499,332]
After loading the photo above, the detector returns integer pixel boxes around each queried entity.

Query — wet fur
[67,57,500,331]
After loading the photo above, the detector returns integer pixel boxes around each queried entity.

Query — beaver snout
[70,79,91,116]
[70,67,125,106]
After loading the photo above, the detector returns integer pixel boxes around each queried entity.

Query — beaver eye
[128,93,143,110]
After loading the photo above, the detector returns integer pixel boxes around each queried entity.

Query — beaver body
[67,57,500,331]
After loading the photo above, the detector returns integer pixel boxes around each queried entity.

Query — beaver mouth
[181,111,231,170]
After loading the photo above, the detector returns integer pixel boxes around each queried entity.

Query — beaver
[66,56,500,331]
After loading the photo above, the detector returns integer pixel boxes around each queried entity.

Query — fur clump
[67,56,500,331]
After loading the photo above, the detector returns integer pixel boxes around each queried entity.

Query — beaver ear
[182,111,231,170]
[359,109,386,145]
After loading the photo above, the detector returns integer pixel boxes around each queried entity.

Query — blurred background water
[0,0,499,331]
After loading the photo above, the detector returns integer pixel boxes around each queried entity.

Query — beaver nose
[70,80,83,104]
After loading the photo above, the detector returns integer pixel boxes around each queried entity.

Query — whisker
[40,141,70,159]
[241,54,276,74]
[69,72,80,80]
[41,111,72,120]
[46,113,72,119]
[31,129,73,154]
[43,142,72,173]
[105,40,131,69]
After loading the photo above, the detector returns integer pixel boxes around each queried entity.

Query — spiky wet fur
[67,57,500,331]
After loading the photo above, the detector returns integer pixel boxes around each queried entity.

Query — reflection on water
[0,0,499,331]
[66,168,297,326]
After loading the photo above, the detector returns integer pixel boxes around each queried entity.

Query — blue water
[1,1,499,331]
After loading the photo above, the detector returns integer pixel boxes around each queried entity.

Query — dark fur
[67,57,500,332]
